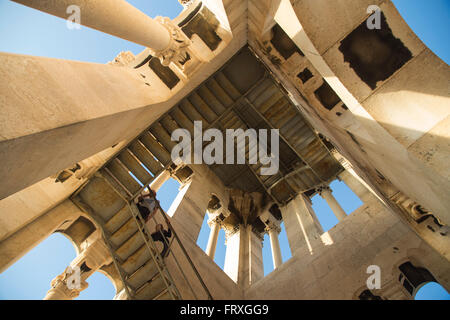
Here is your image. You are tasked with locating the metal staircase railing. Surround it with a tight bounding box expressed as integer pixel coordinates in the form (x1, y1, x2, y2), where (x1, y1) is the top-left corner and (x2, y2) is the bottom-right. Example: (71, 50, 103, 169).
(78, 166, 213, 300)
(132, 198, 214, 300)
(127, 202, 181, 300)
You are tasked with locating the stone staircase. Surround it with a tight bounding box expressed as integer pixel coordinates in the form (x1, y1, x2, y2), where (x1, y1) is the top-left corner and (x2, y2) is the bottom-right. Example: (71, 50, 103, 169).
(71, 129, 211, 300)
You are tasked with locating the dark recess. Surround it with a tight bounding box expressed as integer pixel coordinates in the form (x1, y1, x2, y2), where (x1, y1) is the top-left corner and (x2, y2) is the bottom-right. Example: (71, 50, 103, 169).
(61, 216, 96, 248)
(358, 289, 383, 300)
(270, 24, 304, 60)
(253, 218, 267, 234)
(297, 68, 313, 83)
(339, 12, 412, 89)
(399, 262, 436, 289)
(174, 166, 194, 183)
(269, 203, 282, 220)
(149, 58, 180, 89)
(314, 81, 341, 110)
(182, 7, 222, 51)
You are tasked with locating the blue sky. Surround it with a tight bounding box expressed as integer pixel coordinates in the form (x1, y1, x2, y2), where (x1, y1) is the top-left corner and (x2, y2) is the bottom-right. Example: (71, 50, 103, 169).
(0, 0, 448, 300)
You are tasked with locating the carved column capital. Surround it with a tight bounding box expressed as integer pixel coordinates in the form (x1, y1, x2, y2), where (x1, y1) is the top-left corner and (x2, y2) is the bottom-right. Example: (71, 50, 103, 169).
(264, 222, 281, 234)
(149, 17, 191, 68)
(45, 266, 89, 300)
(178, 0, 195, 7)
(330, 148, 353, 171)
(224, 225, 240, 243)
(207, 215, 222, 228)
(251, 227, 265, 242)
(44, 236, 110, 300)
(316, 185, 331, 195)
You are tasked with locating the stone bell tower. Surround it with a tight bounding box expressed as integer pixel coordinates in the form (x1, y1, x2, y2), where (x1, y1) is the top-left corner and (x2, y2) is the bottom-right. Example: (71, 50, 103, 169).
(0, 0, 449, 300)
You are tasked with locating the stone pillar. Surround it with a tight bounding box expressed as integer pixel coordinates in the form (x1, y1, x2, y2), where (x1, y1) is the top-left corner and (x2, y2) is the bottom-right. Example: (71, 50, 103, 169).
(113, 289, 128, 300)
(318, 186, 347, 221)
(150, 170, 171, 192)
(223, 227, 241, 283)
(338, 170, 372, 203)
(205, 216, 221, 259)
(167, 177, 210, 242)
(331, 149, 388, 206)
(247, 228, 264, 286)
(332, 150, 380, 204)
(0, 200, 81, 273)
(281, 193, 322, 256)
(223, 225, 263, 287)
(13, 0, 171, 51)
(266, 223, 282, 269)
(13, 0, 193, 67)
(44, 233, 112, 300)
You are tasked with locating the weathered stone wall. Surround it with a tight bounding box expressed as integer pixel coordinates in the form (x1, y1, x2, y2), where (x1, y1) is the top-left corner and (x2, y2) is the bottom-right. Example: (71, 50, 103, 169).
(245, 200, 450, 299)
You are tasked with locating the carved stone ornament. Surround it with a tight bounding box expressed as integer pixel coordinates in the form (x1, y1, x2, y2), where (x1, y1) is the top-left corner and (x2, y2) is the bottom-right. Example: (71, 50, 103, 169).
(47, 266, 88, 299)
(178, 0, 194, 7)
(150, 17, 192, 68)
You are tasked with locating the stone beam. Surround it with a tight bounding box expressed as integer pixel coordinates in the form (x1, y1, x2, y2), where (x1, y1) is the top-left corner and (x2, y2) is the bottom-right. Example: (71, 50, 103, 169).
(167, 177, 210, 243)
(0, 52, 167, 199)
(12, 0, 171, 52)
(0, 200, 82, 273)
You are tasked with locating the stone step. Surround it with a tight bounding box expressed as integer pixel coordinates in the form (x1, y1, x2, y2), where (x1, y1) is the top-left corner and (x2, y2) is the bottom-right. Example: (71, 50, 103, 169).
(110, 218, 139, 248)
(127, 259, 159, 290)
(115, 231, 144, 261)
(135, 274, 168, 300)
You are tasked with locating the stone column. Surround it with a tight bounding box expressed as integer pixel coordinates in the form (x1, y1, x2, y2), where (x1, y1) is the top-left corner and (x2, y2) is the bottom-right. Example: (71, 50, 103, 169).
(318, 186, 347, 221)
(223, 227, 241, 283)
(150, 170, 171, 192)
(223, 225, 263, 287)
(247, 228, 264, 286)
(332, 150, 381, 204)
(281, 193, 322, 256)
(13, 0, 170, 51)
(44, 233, 112, 300)
(266, 223, 282, 269)
(0, 200, 81, 273)
(13, 0, 192, 66)
(205, 216, 221, 259)
(167, 177, 210, 242)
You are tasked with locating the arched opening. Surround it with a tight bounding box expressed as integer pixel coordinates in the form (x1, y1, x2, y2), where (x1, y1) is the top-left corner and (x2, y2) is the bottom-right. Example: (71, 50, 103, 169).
(311, 179, 362, 231)
(197, 195, 227, 269)
(0, 233, 115, 300)
(156, 177, 182, 212)
(262, 222, 291, 276)
(414, 282, 450, 300)
(397, 261, 450, 300)
(0, 233, 75, 299)
(197, 213, 227, 269)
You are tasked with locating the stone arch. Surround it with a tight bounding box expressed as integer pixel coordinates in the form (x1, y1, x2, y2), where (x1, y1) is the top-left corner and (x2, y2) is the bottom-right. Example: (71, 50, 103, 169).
(397, 261, 437, 298)
(94, 266, 122, 297)
(55, 215, 97, 254)
(414, 282, 449, 300)
(53, 213, 119, 299)
(353, 286, 383, 300)
(388, 253, 448, 300)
